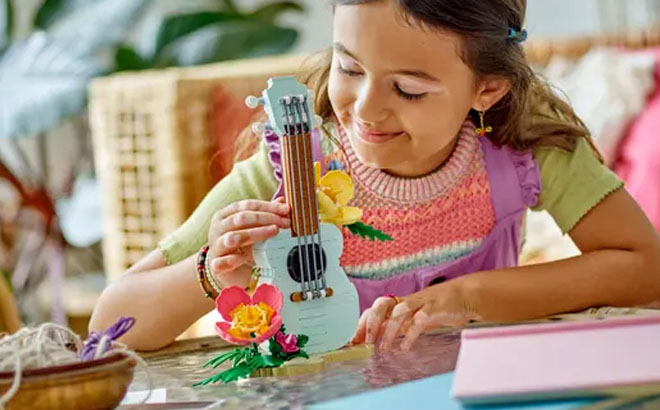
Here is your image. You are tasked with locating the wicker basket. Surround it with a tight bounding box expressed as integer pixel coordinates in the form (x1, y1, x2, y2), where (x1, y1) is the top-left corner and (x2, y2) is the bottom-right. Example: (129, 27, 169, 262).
(90, 54, 307, 281)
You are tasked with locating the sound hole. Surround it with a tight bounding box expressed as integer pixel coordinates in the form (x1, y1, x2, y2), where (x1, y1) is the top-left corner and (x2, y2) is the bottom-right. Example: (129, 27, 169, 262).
(287, 244, 327, 284)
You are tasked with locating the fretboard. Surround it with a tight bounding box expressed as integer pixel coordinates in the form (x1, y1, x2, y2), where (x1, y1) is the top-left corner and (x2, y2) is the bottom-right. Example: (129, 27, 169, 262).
(281, 129, 319, 237)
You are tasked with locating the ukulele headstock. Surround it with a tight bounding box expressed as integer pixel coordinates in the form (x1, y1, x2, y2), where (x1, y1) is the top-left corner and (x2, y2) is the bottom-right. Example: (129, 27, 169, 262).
(245, 76, 321, 137)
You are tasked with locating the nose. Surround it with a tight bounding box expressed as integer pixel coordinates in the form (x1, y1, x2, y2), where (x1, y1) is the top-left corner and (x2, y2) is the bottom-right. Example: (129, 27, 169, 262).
(354, 79, 389, 125)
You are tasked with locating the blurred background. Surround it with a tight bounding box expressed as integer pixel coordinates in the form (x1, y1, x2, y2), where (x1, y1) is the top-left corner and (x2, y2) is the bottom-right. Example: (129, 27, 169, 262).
(1, 0, 659, 338)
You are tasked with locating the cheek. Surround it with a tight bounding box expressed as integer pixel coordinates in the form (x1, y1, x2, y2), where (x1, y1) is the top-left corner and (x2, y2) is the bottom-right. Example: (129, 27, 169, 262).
(400, 104, 440, 138)
(400, 101, 461, 146)
(328, 71, 355, 115)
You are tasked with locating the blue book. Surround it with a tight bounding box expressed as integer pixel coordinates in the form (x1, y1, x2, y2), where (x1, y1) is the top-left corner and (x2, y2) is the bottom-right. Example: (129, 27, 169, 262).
(309, 372, 594, 410)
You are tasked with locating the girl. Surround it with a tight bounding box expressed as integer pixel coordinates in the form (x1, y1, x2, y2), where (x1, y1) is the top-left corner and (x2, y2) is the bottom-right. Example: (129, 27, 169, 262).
(90, 0, 660, 352)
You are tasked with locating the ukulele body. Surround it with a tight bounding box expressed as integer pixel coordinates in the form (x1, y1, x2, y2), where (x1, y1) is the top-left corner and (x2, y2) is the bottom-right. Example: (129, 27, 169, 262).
(253, 223, 359, 355)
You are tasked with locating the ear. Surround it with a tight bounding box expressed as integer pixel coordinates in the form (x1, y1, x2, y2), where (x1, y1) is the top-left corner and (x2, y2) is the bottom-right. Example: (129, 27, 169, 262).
(472, 76, 511, 111)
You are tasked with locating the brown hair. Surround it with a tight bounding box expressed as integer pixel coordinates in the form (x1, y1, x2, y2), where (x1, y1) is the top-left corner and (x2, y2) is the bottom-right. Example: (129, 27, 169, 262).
(236, 0, 599, 162)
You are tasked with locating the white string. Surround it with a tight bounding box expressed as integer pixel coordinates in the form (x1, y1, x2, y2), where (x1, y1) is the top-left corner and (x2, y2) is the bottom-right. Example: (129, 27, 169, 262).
(0, 324, 152, 409)
(108, 346, 154, 404)
(289, 97, 316, 299)
(0, 353, 21, 410)
(296, 96, 327, 297)
(281, 99, 311, 299)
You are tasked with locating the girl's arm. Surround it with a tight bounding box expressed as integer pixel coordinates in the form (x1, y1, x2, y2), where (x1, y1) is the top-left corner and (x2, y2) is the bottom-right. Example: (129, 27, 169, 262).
(88, 251, 216, 351)
(90, 199, 288, 351)
(90, 142, 282, 351)
(465, 188, 660, 320)
(356, 188, 660, 350)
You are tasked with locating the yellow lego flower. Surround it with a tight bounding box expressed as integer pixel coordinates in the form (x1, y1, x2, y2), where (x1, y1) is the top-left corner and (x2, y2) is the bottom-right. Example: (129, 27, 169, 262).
(315, 162, 363, 227)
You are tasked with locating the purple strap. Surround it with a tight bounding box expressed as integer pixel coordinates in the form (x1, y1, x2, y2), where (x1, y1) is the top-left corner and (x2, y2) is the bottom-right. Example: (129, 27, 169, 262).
(265, 128, 324, 200)
(80, 317, 135, 361)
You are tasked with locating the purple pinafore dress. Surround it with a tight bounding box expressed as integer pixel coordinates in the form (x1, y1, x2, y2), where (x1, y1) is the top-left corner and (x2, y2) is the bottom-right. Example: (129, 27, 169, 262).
(264, 123, 541, 312)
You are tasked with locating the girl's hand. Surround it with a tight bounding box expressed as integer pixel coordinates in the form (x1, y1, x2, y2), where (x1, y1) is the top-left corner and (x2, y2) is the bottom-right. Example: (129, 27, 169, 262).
(207, 198, 290, 289)
(351, 280, 478, 351)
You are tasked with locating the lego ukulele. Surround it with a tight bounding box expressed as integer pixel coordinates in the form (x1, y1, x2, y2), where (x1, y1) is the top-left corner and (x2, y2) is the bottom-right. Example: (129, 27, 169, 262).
(246, 77, 360, 355)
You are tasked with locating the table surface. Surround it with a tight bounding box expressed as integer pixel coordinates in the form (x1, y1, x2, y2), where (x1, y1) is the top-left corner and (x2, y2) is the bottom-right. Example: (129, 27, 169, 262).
(123, 308, 660, 410)
(126, 330, 460, 409)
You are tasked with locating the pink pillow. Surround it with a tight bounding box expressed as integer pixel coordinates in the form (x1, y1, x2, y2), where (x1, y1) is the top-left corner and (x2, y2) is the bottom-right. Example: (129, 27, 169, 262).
(615, 49, 660, 232)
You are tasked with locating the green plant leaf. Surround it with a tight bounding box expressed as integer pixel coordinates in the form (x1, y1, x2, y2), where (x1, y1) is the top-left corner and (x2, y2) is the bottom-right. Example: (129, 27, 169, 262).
(219, 0, 239, 14)
(296, 334, 309, 348)
(153, 20, 297, 68)
(268, 337, 283, 357)
(0, 33, 101, 139)
(220, 362, 252, 383)
(203, 348, 243, 368)
(34, 0, 82, 29)
(114, 45, 148, 72)
(232, 349, 249, 367)
(193, 371, 225, 387)
(0, 0, 12, 50)
(249, 354, 284, 369)
(152, 11, 240, 58)
(347, 222, 394, 242)
(249, 1, 305, 23)
(45, 0, 147, 58)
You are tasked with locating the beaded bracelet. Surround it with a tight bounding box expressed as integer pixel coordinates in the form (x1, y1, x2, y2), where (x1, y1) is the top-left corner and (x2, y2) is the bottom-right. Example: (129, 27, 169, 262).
(204, 248, 223, 295)
(196, 245, 218, 300)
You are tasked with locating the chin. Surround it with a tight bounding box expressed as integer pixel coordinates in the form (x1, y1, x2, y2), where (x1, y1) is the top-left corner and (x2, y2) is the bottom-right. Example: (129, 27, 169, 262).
(348, 134, 402, 170)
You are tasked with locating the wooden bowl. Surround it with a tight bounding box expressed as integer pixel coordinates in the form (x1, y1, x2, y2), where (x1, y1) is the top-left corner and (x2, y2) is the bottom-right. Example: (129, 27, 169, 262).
(0, 353, 136, 410)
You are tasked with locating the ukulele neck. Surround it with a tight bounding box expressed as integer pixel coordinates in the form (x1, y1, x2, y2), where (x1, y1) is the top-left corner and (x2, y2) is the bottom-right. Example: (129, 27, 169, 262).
(280, 97, 319, 238)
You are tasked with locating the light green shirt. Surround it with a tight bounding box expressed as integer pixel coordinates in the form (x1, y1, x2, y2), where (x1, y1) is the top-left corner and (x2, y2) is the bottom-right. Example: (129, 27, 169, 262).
(533, 138, 623, 233)
(159, 137, 623, 265)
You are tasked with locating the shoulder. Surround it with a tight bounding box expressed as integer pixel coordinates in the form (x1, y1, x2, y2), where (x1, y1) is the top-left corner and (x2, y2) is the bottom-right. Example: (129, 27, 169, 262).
(532, 138, 624, 233)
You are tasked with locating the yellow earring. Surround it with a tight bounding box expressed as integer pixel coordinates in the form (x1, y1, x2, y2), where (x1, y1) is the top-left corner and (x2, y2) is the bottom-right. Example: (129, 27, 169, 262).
(475, 110, 493, 137)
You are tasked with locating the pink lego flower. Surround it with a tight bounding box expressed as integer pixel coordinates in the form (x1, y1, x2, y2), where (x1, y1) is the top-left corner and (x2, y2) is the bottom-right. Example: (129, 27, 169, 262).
(275, 331, 299, 353)
(214, 284, 283, 346)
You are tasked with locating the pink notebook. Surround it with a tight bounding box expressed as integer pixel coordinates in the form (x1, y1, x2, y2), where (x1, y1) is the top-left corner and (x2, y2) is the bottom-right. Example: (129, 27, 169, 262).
(452, 315, 660, 405)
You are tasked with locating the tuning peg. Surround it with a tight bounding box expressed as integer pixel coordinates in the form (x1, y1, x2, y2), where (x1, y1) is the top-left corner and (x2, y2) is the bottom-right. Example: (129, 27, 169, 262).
(245, 95, 264, 109)
(308, 89, 315, 99)
(315, 115, 323, 126)
(251, 122, 272, 135)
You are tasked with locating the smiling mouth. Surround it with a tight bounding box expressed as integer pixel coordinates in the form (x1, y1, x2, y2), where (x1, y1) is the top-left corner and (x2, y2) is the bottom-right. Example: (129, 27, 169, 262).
(353, 121, 404, 144)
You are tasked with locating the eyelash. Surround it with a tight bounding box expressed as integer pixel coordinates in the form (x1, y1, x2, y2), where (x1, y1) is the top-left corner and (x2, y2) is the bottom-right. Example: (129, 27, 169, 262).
(337, 65, 427, 101)
(394, 84, 426, 101)
(337, 65, 361, 77)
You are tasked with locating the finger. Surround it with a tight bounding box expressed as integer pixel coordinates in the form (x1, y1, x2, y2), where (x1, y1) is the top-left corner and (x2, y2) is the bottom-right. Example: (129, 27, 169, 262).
(365, 297, 396, 345)
(213, 225, 278, 256)
(350, 309, 370, 345)
(219, 199, 289, 220)
(209, 254, 246, 275)
(380, 302, 416, 351)
(220, 211, 290, 235)
(401, 310, 431, 351)
(400, 317, 413, 336)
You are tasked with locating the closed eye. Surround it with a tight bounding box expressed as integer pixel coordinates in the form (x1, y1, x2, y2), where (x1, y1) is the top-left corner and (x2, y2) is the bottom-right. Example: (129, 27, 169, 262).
(394, 83, 426, 101)
(337, 65, 363, 77)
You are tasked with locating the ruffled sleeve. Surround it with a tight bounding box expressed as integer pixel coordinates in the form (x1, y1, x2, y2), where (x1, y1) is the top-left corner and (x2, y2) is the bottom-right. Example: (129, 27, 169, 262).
(510, 149, 542, 208)
(263, 129, 284, 199)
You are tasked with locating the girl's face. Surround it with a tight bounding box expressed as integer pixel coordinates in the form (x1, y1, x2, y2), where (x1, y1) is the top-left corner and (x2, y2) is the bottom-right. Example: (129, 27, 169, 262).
(328, 2, 492, 177)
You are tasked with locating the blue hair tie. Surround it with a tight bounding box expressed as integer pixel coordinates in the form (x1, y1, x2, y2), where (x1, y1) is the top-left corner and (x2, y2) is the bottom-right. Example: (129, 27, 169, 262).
(507, 27, 528, 44)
